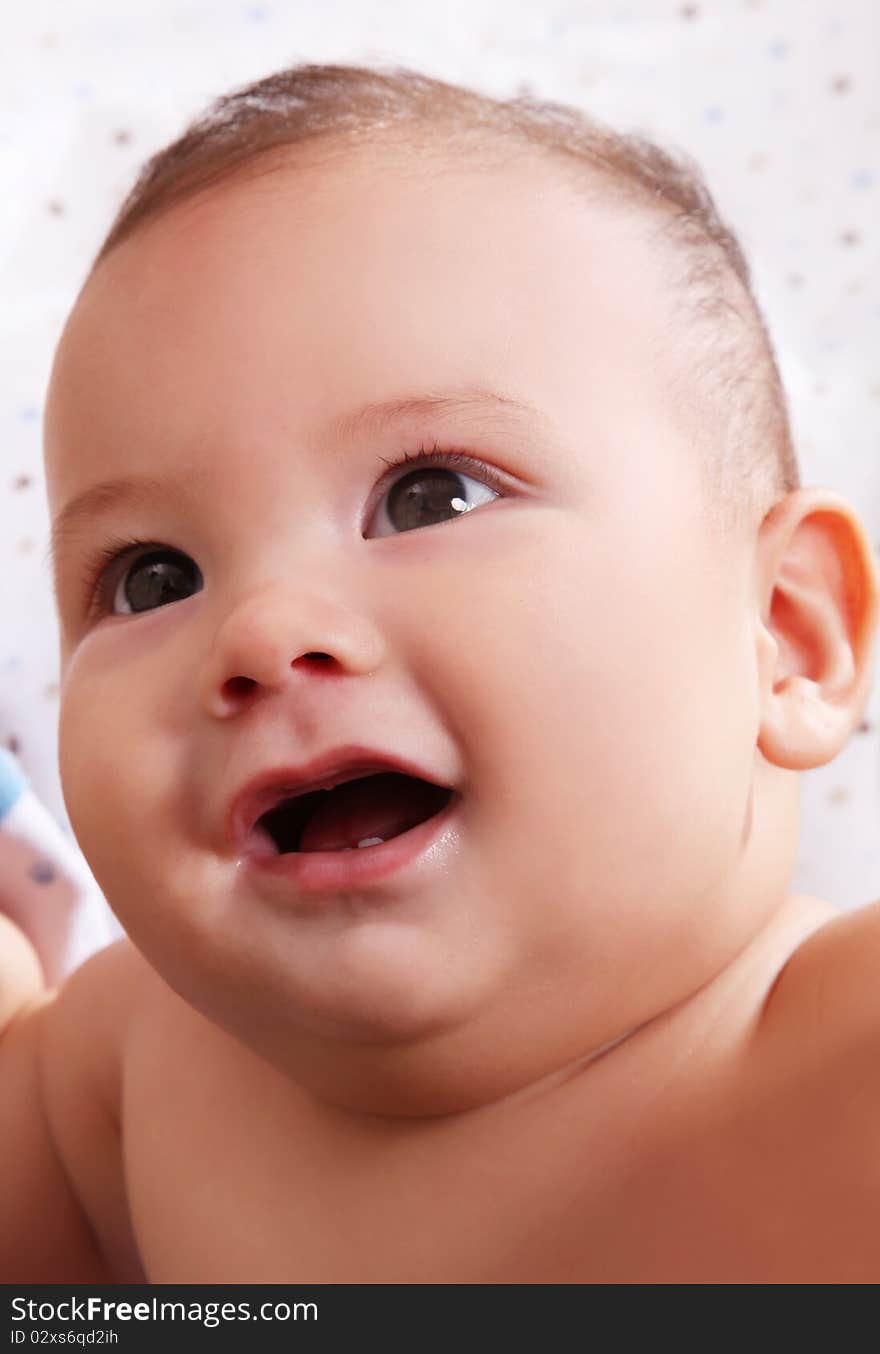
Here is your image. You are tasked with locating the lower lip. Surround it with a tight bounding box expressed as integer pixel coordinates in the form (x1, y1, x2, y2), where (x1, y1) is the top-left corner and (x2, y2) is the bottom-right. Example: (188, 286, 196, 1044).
(239, 794, 462, 896)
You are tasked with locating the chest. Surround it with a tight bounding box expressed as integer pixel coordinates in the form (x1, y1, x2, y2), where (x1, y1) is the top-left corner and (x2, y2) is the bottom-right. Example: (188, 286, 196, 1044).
(120, 1036, 859, 1283)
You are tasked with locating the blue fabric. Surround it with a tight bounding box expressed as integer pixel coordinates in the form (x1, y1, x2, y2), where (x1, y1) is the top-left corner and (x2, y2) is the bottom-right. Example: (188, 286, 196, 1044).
(0, 748, 27, 821)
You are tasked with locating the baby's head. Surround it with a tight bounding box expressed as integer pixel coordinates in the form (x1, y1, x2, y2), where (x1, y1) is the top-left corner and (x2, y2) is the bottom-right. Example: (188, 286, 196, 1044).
(43, 65, 878, 1114)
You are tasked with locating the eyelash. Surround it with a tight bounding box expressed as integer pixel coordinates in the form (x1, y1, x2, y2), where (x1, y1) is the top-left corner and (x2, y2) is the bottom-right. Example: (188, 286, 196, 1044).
(78, 443, 507, 618)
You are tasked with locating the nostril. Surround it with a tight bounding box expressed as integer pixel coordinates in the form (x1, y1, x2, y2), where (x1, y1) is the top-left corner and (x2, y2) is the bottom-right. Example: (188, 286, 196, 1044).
(224, 676, 258, 698)
(221, 657, 333, 701)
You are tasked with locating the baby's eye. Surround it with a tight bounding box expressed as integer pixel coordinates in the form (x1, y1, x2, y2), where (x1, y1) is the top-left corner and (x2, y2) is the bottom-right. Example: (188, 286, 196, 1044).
(110, 547, 203, 615)
(365, 451, 502, 538)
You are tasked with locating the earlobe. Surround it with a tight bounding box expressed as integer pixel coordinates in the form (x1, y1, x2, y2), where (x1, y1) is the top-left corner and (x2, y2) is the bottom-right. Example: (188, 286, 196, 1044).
(755, 488, 879, 771)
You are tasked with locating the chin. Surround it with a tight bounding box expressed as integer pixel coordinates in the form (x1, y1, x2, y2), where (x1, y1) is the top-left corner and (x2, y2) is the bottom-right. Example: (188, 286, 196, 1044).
(284, 952, 481, 1049)
(157, 929, 481, 1063)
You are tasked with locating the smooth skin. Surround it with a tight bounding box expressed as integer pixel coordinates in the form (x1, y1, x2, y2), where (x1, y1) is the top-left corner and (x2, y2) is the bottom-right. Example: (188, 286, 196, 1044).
(1, 140, 878, 1281)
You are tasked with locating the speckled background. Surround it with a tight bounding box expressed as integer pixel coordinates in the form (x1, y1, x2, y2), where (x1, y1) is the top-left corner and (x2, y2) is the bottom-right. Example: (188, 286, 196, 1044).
(2, 0, 878, 953)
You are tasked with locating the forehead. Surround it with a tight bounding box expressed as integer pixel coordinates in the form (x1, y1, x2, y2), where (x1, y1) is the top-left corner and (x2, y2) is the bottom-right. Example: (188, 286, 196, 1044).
(44, 146, 681, 502)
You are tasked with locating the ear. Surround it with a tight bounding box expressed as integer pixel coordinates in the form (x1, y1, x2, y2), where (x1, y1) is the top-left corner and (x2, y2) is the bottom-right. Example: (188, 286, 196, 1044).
(755, 488, 879, 770)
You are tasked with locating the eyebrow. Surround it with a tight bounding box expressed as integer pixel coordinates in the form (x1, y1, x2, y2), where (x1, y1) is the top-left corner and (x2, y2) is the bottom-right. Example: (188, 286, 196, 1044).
(48, 385, 548, 579)
(47, 474, 202, 590)
(326, 385, 548, 443)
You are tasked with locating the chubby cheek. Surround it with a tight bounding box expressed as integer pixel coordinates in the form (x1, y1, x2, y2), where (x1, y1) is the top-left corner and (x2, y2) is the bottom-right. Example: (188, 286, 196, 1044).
(57, 640, 193, 934)
(403, 507, 756, 961)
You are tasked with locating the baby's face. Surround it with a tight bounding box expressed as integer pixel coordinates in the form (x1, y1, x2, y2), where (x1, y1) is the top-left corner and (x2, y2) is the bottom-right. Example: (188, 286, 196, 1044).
(45, 145, 771, 1111)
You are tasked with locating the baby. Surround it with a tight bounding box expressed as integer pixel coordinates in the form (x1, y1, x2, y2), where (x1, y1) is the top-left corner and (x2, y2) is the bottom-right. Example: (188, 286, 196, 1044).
(2, 61, 879, 1284)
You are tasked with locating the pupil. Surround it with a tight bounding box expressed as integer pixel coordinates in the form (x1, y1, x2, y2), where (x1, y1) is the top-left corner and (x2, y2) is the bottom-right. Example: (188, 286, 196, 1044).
(387, 469, 470, 533)
(126, 552, 198, 612)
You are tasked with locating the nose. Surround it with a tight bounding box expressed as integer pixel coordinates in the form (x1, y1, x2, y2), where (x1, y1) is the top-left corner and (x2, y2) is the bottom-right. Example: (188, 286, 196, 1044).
(199, 583, 387, 718)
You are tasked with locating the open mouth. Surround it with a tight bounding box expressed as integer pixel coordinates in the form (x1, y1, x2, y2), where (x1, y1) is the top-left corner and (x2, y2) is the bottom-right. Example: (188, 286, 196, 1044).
(254, 771, 455, 855)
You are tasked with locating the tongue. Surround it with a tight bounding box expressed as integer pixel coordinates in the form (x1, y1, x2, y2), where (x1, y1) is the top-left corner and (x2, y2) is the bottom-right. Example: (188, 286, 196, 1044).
(298, 772, 446, 853)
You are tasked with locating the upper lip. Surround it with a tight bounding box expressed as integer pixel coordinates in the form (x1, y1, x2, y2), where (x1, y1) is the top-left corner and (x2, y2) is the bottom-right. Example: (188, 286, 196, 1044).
(227, 744, 452, 852)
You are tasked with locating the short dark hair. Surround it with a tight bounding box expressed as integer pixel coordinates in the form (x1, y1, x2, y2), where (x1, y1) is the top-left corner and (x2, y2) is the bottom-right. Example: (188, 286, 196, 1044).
(92, 61, 799, 534)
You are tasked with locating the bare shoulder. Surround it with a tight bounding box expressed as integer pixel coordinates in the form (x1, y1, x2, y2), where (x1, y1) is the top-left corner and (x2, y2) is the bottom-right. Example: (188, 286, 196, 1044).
(41, 935, 155, 1107)
(759, 896, 880, 1056)
(750, 898, 880, 1261)
(690, 898, 880, 1279)
(0, 938, 154, 1281)
(45, 939, 158, 1272)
